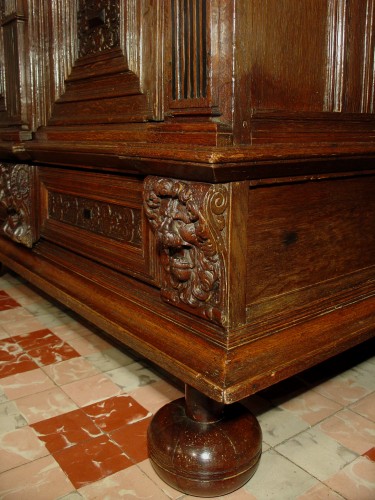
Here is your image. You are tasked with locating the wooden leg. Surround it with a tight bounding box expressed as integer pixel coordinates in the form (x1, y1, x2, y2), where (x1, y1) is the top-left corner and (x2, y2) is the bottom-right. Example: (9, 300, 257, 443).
(147, 385, 262, 497)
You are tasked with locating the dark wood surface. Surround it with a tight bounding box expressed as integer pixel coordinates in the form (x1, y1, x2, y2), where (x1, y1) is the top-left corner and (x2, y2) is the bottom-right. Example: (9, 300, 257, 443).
(0, 1, 374, 496)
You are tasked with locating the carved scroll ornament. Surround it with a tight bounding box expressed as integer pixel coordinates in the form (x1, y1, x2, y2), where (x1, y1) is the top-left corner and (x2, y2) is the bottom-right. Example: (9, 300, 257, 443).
(0, 163, 35, 247)
(144, 176, 228, 326)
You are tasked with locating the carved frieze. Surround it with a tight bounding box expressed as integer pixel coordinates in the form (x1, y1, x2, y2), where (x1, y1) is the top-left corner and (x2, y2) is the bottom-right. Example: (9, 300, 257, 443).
(0, 163, 35, 247)
(143, 176, 229, 325)
(48, 191, 142, 247)
(77, 0, 121, 58)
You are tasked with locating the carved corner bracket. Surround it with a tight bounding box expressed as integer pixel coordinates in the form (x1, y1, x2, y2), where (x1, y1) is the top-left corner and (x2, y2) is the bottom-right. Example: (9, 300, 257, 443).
(0, 163, 37, 248)
(143, 176, 229, 326)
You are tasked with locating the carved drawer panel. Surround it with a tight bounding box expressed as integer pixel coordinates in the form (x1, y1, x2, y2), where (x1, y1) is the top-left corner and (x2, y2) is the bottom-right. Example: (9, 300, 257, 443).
(39, 168, 156, 282)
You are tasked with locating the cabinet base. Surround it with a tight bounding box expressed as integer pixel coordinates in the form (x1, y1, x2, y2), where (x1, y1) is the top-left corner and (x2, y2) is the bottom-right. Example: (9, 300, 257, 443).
(148, 385, 262, 497)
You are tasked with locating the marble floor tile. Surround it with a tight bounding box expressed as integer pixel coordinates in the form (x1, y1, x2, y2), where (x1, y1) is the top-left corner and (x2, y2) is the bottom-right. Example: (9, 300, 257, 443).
(83, 394, 151, 433)
(0, 455, 74, 499)
(66, 333, 113, 356)
(31, 408, 102, 453)
(105, 361, 162, 394)
(0, 306, 34, 325)
(85, 346, 138, 372)
(42, 356, 100, 386)
(0, 308, 47, 336)
(350, 391, 375, 421)
(297, 483, 345, 499)
(137, 459, 187, 499)
(0, 400, 27, 434)
(61, 373, 122, 407)
(256, 405, 309, 447)
(0, 342, 38, 378)
(318, 408, 375, 455)
(0, 368, 55, 400)
(0, 294, 20, 311)
(52, 322, 96, 341)
(308, 359, 375, 406)
(53, 434, 133, 489)
(130, 378, 184, 414)
(278, 389, 342, 425)
(16, 387, 78, 424)
(77, 463, 172, 499)
(324, 456, 375, 500)
(276, 427, 358, 481)
(13, 328, 64, 349)
(364, 447, 375, 461)
(244, 449, 318, 499)
(0, 325, 10, 340)
(0, 425, 49, 473)
(109, 414, 152, 463)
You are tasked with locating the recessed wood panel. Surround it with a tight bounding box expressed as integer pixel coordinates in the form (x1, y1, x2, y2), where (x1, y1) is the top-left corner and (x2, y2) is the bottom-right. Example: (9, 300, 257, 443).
(246, 175, 375, 323)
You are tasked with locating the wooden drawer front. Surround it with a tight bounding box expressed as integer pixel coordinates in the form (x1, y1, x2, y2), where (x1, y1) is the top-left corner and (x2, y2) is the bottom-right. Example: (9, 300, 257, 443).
(39, 168, 156, 282)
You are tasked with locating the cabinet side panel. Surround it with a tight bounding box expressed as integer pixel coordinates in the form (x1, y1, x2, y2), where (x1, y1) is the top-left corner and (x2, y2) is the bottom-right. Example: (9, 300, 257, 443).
(246, 175, 375, 328)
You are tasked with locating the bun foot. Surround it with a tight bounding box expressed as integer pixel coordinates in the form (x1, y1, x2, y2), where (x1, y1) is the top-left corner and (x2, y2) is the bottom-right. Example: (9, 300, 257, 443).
(148, 385, 262, 497)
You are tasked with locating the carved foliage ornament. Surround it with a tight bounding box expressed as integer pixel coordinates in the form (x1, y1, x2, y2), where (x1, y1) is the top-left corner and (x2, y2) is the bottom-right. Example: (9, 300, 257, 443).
(77, 0, 120, 58)
(48, 191, 142, 247)
(144, 176, 228, 326)
(0, 163, 35, 247)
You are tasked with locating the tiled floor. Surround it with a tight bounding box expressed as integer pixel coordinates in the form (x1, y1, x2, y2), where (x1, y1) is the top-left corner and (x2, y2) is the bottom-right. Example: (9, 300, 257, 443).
(0, 271, 374, 500)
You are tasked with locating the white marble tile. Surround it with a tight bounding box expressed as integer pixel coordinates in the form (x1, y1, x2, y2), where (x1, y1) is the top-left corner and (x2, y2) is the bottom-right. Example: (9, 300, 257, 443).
(276, 427, 358, 481)
(85, 347, 137, 373)
(244, 449, 318, 499)
(105, 361, 161, 394)
(0, 400, 27, 434)
(256, 405, 309, 447)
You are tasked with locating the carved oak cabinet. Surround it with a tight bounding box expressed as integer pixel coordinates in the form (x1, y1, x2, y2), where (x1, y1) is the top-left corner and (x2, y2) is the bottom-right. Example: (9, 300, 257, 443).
(1, 0, 375, 496)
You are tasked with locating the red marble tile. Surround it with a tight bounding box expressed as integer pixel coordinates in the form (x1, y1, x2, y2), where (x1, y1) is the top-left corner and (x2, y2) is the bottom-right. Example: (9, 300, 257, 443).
(363, 447, 375, 462)
(0, 339, 20, 361)
(53, 434, 133, 488)
(0, 353, 39, 378)
(109, 415, 152, 463)
(83, 394, 150, 433)
(27, 339, 80, 366)
(12, 329, 63, 349)
(0, 296, 21, 311)
(31, 408, 102, 453)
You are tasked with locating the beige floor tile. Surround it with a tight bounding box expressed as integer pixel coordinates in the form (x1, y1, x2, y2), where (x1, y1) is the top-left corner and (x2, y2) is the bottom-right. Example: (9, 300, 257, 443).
(297, 482, 345, 499)
(318, 409, 375, 455)
(16, 387, 78, 424)
(105, 361, 162, 394)
(279, 389, 342, 425)
(42, 357, 100, 386)
(276, 427, 358, 481)
(0, 426, 49, 473)
(244, 449, 317, 499)
(131, 379, 184, 414)
(0, 368, 55, 400)
(257, 406, 309, 447)
(350, 391, 375, 422)
(61, 373, 122, 407)
(78, 463, 171, 499)
(0, 400, 27, 434)
(0, 455, 74, 499)
(324, 456, 375, 500)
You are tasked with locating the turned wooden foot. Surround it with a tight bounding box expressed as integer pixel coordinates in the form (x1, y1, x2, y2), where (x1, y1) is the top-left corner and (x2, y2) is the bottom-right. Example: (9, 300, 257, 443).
(148, 385, 262, 497)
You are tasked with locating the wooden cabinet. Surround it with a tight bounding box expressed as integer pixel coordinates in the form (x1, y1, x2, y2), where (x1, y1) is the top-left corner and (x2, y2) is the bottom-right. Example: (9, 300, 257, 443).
(0, 1, 374, 496)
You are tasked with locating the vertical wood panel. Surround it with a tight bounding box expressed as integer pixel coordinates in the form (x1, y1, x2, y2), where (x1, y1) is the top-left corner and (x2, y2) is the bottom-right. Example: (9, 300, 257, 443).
(324, 0, 347, 112)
